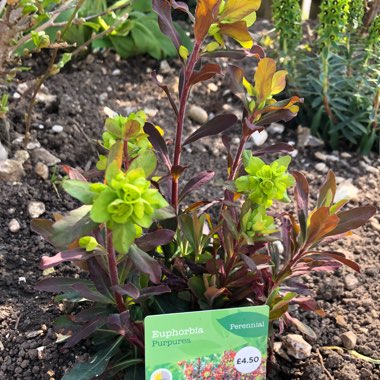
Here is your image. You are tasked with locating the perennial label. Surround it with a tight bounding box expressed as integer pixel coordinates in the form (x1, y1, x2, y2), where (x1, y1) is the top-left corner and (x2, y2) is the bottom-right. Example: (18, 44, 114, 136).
(145, 306, 269, 379)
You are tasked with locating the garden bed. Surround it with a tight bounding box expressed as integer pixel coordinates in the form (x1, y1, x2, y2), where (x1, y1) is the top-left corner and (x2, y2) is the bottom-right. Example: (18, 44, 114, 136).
(0, 52, 379, 379)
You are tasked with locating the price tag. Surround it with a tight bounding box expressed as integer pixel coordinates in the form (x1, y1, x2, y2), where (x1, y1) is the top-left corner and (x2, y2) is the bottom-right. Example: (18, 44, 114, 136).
(145, 305, 269, 379)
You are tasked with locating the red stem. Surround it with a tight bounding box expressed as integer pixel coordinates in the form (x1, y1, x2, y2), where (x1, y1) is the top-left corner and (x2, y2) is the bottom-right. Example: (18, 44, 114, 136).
(229, 135, 248, 181)
(171, 41, 202, 211)
(106, 229, 126, 312)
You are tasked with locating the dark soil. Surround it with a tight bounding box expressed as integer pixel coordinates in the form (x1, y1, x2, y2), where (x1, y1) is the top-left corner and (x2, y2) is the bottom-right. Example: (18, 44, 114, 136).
(0, 49, 379, 380)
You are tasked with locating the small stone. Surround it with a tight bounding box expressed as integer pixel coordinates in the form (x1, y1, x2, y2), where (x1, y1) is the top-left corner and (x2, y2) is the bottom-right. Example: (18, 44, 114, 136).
(51, 125, 64, 133)
(359, 161, 379, 175)
(326, 154, 339, 162)
(18, 277, 26, 283)
(0, 142, 8, 161)
(273, 342, 291, 361)
(31, 148, 60, 166)
(13, 92, 21, 99)
(188, 105, 208, 124)
(0, 159, 25, 182)
(341, 152, 352, 159)
(36, 91, 57, 106)
(297, 126, 324, 148)
(267, 122, 285, 134)
(34, 162, 49, 180)
(14, 150, 30, 163)
(26, 140, 41, 150)
(344, 274, 359, 290)
(159, 60, 171, 74)
(207, 83, 218, 92)
(334, 180, 359, 203)
(370, 219, 380, 232)
(315, 162, 328, 173)
(144, 107, 158, 118)
(8, 219, 20, 233)
(314, 151, 328, 161)
(341, 331, 357, 349)
(98, 93, 108, 103)
(25, 330, 44, 339)
(37, 346, 45, 360)
(283, 334, 312, 359)
(112, 69, 121, 76)
(335, 315, 348, 327)
(251, 129, 268, 146)
(17, 82, 29, 94)
(0, 341, 4, 351)
(28, 201, 46, 218)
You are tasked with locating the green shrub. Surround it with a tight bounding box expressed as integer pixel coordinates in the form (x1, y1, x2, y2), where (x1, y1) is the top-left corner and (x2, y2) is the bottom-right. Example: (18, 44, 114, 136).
(32, 1, 375, 379)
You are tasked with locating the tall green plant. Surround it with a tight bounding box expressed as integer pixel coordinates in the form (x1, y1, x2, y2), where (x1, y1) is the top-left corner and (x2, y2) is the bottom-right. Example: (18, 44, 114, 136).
(272, 0, 302, 53)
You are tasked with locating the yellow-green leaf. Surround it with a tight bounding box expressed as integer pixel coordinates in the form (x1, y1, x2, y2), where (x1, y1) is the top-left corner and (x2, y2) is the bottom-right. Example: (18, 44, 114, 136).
(220, 0, 261, 21)
(219, 21, 253, 48)
(271, 70, 288, 95)
(254, 57, 277, 101)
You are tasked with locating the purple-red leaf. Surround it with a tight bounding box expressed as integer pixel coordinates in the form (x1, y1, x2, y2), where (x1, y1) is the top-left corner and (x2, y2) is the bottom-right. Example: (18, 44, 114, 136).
(35, 277, 93, 293)
(135, 229, 175, 251)
(137, 285, 171, 301)
(111, 283, 140, 299)
(40, 248, 88, 269)
(183, 114, 237, 145)
(179, 171, 215, 202)
(63, 319, 105, 348)
(256, 110, 298, 126)
(87, 257, 113, 300)
(144, 122, 171, 170)
(31, 219, 55, 245)
(189, 63, 222, 85)
(72, 284, 114, 304)
(152, 0, 181, 49)
(306, 251, 360, 272)
(326, 206, 376, 237)
(253, 143, 294, 156)
(129, 245, 162, 284)
(170, 1, 195, 21)
(203, 49, 249, 60)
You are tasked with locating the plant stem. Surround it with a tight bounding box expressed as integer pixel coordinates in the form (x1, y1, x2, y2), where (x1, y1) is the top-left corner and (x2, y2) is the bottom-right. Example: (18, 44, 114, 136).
(229, 135, 248, 181)
(321, 52, 336, 125)
(171, 41, 202, 211)
(106, 229, 126, 313)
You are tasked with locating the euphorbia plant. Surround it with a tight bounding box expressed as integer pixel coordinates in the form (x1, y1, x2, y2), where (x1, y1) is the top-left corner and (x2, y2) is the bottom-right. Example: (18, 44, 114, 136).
(32, 1, 376, 379)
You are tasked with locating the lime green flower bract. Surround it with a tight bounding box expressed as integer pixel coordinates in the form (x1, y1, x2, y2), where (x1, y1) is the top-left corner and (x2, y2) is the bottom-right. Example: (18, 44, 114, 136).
(79, 236, 99, 252)
(90, 168, 168, 254)
(235, 151, 295, 207)
(242, 206, 277, 239)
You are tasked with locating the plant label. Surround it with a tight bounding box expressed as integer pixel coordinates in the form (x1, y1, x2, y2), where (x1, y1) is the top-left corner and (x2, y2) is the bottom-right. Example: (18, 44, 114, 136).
(145, 305, 269, 379)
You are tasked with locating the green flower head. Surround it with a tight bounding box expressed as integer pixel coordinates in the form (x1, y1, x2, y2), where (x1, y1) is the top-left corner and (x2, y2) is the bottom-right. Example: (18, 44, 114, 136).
(90, 168, 168, 253)
(235, 151, 295, 207)
(241, 205, 277, 239)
